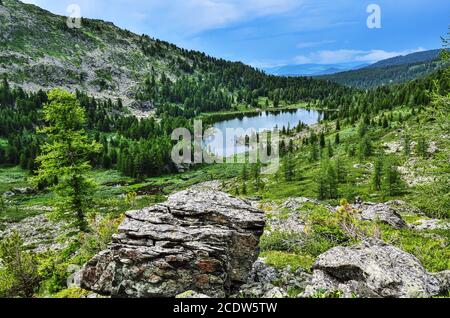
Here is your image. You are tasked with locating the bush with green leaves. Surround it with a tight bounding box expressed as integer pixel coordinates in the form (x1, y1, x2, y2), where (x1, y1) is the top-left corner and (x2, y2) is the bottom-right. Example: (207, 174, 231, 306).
(37, 214, 124, 296)
(259, 230, 304, 253)
(0, 231, 41, 298)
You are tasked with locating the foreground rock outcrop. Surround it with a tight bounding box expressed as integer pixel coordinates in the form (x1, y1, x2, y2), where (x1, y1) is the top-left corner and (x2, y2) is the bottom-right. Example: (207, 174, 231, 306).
(80, 189, 265, 298)
(302, 239, 449, 298)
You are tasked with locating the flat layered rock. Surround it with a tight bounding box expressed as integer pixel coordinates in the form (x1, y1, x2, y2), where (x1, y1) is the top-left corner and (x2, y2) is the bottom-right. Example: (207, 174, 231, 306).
(80, 189, 265, 298)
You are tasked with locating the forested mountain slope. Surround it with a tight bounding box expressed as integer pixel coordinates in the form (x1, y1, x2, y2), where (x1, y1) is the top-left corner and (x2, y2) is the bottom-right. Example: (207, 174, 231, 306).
(0, 0, 350, 115)
(366, 50, 441, 69)
(319, 50, 447, 89)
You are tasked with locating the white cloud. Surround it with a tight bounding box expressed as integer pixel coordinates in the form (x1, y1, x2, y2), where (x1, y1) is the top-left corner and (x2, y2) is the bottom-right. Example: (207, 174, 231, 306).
(248, 59, 289, 69)
(296, 40, 336, 49)
(294, 48, 425, 64)
(293, 55, 312, 64)
(20, 0, 302, 35)
(157, 0, 303, 34)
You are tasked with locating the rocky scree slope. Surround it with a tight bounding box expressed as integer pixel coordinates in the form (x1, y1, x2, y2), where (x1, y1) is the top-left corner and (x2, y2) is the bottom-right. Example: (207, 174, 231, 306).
(0, 0, 244, 107)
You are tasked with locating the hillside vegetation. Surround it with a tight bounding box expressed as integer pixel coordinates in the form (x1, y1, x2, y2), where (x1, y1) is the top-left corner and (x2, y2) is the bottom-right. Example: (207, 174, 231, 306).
(0, 0, 350, 115)
(0, 0, 448, 299)
(319, 50, 447, 89)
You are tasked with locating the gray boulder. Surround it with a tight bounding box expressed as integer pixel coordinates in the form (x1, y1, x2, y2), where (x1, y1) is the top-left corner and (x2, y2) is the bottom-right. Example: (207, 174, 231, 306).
(267, 214, 306, 233)
(302, 239, 449, 298)
(410, 219, 450, 231)
(237, 258, 312, 298)
(176, 290, 211, 298)
(263, 287, 288, 298)
(80, 189, 265, 298)
(353, 203, 408, 229)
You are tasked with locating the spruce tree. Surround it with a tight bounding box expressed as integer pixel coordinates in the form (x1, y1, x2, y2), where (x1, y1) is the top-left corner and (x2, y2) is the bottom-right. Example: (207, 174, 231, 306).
(317, 161, 338, 200)
(372, 157, 383, 191)
(358, 137, 372, 161)
(335, 156, 347, 184)
(283, 155, 295, 181)
(416, 135, 428, 158)
(310, 142, 319, 162)
(319, 132, 326, 148)
(327, 140, 334, 158)
(383, 160, 404, 196)
(403, 134, 411, 157)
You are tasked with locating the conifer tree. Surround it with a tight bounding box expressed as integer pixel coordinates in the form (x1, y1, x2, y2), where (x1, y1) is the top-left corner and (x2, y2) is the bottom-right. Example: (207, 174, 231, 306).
(403, 134, 411, 156)
(358, 136, 372, 161)
(372, 156, 383, 191)
(33, 89, 102, 232)
(319, 132, 326, 148)
(283, 154, 295, 181)
(416, 135, 428, 158)
(383, 160, 404, 196)
(310, 142, 319, 162)
(317, 161, 338, 200)
(335, 156, 347, 184)
(327, 140, 334, 158)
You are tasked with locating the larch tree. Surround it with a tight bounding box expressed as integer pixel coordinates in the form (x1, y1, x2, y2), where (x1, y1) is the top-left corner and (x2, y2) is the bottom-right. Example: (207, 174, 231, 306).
(33, 89, 102, 232)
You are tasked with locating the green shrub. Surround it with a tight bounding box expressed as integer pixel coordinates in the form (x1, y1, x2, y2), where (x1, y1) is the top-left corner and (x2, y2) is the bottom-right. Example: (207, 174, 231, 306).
(0, 231, 41, 298)
(259, 230, 303, 253)
(380, 225, 450, 272)
(413, 176, 450, 219)
(308, 289, 357, 298)
(38, 214, 124, 295)
(54, 287, 90, 298)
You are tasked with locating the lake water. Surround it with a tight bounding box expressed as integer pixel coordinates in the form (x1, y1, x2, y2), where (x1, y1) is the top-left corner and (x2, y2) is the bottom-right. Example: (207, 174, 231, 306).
(203, 108, 320, 157)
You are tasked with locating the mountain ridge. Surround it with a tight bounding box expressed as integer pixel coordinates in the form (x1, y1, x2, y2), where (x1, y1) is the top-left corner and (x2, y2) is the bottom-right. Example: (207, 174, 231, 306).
(0, 0, 353, 117)
(318, 49, 446, 88)
(264, 62, 367, 76)
(0, 0, 265, 107)
(366, 49, 441, 69)
(264, 49, 445, 88)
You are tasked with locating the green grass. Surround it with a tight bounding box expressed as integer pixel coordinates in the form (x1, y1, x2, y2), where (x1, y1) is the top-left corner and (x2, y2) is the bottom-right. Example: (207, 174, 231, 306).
(260, 250, 315, 272)
(1, 105, 449, 291)
(0, 165, 30, 192)
(379, 224, 450, 272)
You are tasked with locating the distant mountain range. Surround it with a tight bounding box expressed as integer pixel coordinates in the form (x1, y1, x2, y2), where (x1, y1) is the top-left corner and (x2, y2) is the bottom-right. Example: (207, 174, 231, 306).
(365, 49, 441, 69)
(319, 49, 446, 89)
(264, 62, 368, 76)
(264, 49, 446, 89)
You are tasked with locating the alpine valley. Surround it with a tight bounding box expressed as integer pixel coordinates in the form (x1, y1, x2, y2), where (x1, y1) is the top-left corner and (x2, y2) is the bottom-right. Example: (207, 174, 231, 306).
(0, 0, 449, 299)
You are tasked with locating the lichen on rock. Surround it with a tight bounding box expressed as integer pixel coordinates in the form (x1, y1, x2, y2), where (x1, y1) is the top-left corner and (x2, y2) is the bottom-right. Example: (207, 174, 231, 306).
(80, 188, 265, 298)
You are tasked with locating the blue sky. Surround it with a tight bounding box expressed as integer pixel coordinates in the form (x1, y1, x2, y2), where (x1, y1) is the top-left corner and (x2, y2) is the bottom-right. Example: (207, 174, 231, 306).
(22, 0, 449, 68)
